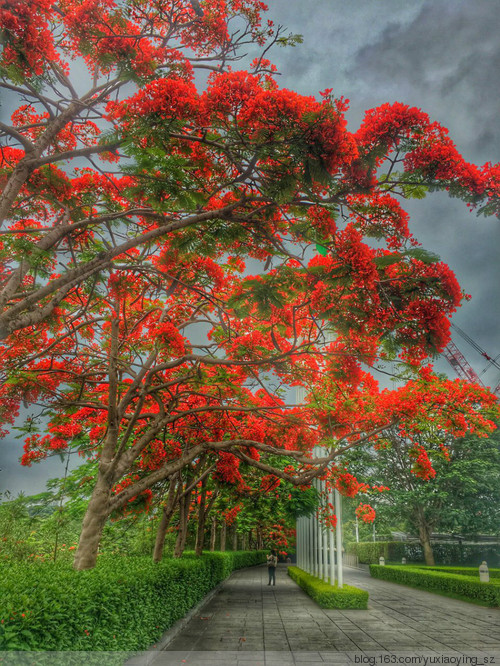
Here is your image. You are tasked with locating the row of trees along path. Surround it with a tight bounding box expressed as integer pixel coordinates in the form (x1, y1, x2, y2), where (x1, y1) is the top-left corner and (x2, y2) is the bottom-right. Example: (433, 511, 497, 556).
(0, 0, 498, 570)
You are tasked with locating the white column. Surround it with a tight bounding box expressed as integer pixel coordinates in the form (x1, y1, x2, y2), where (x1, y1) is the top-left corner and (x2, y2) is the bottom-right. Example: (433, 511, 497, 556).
(296, 518, 299, 568)
(316, 479, 323, 580)
(311, 484, 315, 575)
(304, 517, 307, 570)
(308, 515, 312, 573)
(305, 516, 308, 571)
(322, 480, 328, 582)
(335, 488, 343, 588)
(301, 517, 305, 569)
(297, 517, 301, 568)
(313, 485, 318, 577)
(314, 506, 318, 576)
(301, 517, 305, 570)
(302, 516, 306, 570)
(301, 517, 304, 569)
(329, 489, 335, 586)
(310, 482, 315, 575)
(309, 506, 314, 576)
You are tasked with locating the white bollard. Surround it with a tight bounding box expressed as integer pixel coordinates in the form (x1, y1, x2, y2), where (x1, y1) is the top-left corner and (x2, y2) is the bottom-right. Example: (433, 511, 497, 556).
(379, 556, 385, 566)
(479, 561, 490, 583)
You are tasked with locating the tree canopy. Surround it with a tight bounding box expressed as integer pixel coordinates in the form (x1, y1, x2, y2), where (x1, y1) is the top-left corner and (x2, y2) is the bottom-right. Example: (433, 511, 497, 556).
(0, 0, 498, 569)
(344, 423, 500, 564)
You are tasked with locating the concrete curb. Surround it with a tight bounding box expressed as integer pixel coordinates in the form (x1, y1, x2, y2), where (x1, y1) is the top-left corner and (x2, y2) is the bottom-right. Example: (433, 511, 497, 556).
(125, 564, 264, 665)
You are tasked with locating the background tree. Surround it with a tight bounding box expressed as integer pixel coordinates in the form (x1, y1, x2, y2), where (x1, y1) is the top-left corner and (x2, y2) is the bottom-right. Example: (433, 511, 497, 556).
(344, 422, 500, 565)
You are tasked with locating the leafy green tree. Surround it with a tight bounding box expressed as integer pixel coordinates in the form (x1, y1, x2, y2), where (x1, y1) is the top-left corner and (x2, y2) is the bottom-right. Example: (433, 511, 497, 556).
(344, 423, 500, 565)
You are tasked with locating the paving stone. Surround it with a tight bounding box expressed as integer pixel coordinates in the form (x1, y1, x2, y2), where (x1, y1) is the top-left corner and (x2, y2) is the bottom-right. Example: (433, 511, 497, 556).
(147, 563, 500, 662)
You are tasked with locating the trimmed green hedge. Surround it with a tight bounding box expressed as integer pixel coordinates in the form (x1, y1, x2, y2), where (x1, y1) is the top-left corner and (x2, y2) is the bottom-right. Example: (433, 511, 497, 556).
(0, 550, 266, 651)
(412, 565, 500, 579)
(347, 541, 407, 564)
(370, 564, 500, 607)
(288, 566, 368, 609)
(348, 541, 500, 566)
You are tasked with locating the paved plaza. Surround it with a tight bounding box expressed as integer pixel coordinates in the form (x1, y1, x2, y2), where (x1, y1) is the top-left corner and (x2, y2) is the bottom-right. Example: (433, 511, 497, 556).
(128, 564, 500, 665)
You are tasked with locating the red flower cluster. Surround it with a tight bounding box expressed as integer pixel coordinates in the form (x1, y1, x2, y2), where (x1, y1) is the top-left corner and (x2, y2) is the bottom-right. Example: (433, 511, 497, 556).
(335, 472, 362, 498)
(409, 445, 436, 480)
(0, 0, 62, 75)
(355, 503, 376, 524)
(223, 504, 241, 525)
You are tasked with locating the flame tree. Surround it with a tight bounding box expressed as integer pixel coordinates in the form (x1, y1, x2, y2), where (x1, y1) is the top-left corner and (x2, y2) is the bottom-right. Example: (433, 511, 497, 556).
(0, 0, 499, 569)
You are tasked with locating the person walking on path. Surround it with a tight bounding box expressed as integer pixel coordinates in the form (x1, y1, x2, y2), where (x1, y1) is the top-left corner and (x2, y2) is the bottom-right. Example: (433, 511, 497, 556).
(267, 549, 278, 585)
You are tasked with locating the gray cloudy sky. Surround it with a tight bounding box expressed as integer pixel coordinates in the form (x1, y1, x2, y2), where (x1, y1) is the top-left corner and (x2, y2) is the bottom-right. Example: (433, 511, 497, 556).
(268, 0, 499, 377)
(1, 0, 499, 497)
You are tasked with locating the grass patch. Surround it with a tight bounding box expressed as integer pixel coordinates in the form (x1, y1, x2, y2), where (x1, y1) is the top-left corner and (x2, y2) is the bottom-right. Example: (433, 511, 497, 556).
(288, 566, 368, 609)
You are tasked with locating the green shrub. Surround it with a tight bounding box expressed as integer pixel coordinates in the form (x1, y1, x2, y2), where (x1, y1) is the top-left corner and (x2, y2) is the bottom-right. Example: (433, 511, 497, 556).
(411, 565, 500, 579)
(348, 541, 500, 566)
(369, 564, 500, 607)
(0, 550, 266, 651)
(288, 566, 368, 609)
(346, 541, 407, 564)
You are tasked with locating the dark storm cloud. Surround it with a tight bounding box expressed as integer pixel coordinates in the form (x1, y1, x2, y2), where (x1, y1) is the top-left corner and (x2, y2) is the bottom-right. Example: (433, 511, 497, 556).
(342, 0, 500, 389)
(268, 0, 499, 389)
(266, 0, 424, 100)
(350, 0, 500, 161)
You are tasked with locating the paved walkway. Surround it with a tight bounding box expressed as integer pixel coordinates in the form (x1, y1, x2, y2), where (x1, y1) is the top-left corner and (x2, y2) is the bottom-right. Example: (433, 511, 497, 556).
(131, 564, 500, 665)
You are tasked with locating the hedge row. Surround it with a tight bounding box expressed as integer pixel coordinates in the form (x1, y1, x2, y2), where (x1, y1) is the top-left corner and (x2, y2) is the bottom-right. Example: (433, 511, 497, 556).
(370, 564, 500, 607)
(288, 566, 368, 609)
(347, 541, 500, 566)
(0, 550, 267, 652)
(412, 565, 500, 579)
(347, 541, 407, 564)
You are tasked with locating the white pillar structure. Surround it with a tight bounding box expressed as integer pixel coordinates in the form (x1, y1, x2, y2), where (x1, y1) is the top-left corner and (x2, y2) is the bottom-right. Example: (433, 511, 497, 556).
(301, 517, 305, 570)
(297, 517, 301, 568)
(308, 494, 313, 574)
(294, 386, 344, 588)
(335, 488, 343, 588)
(304, 517, 308, 571)
(329, 489, 335, 585)
(322, 521, 328, 581)
(302, 516, 307, 572)
(315, 478, 323, 580)
(295, 465, 344, 587)
(300, 517, 304, 569)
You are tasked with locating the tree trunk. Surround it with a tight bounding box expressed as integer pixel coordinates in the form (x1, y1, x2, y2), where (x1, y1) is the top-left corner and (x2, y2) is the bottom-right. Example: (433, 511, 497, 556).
(195, 476, 208, 556)
(220, 521, 226, 551)
(73, 473, 113, 570)
(153, 480, 179, 563)
(232, 527, 238, 551)
(417, 511, 436, 566)
(210, 517, 217, 551)
(257, 526, 263, 550)
(242, 532, 248, 550)
(74, 318, 120, 571)
(173, 493, 190, 558)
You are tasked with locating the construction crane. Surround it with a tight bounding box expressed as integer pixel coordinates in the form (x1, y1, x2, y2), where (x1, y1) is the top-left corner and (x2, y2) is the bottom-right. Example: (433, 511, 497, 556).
(443, 324, 500, 396)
